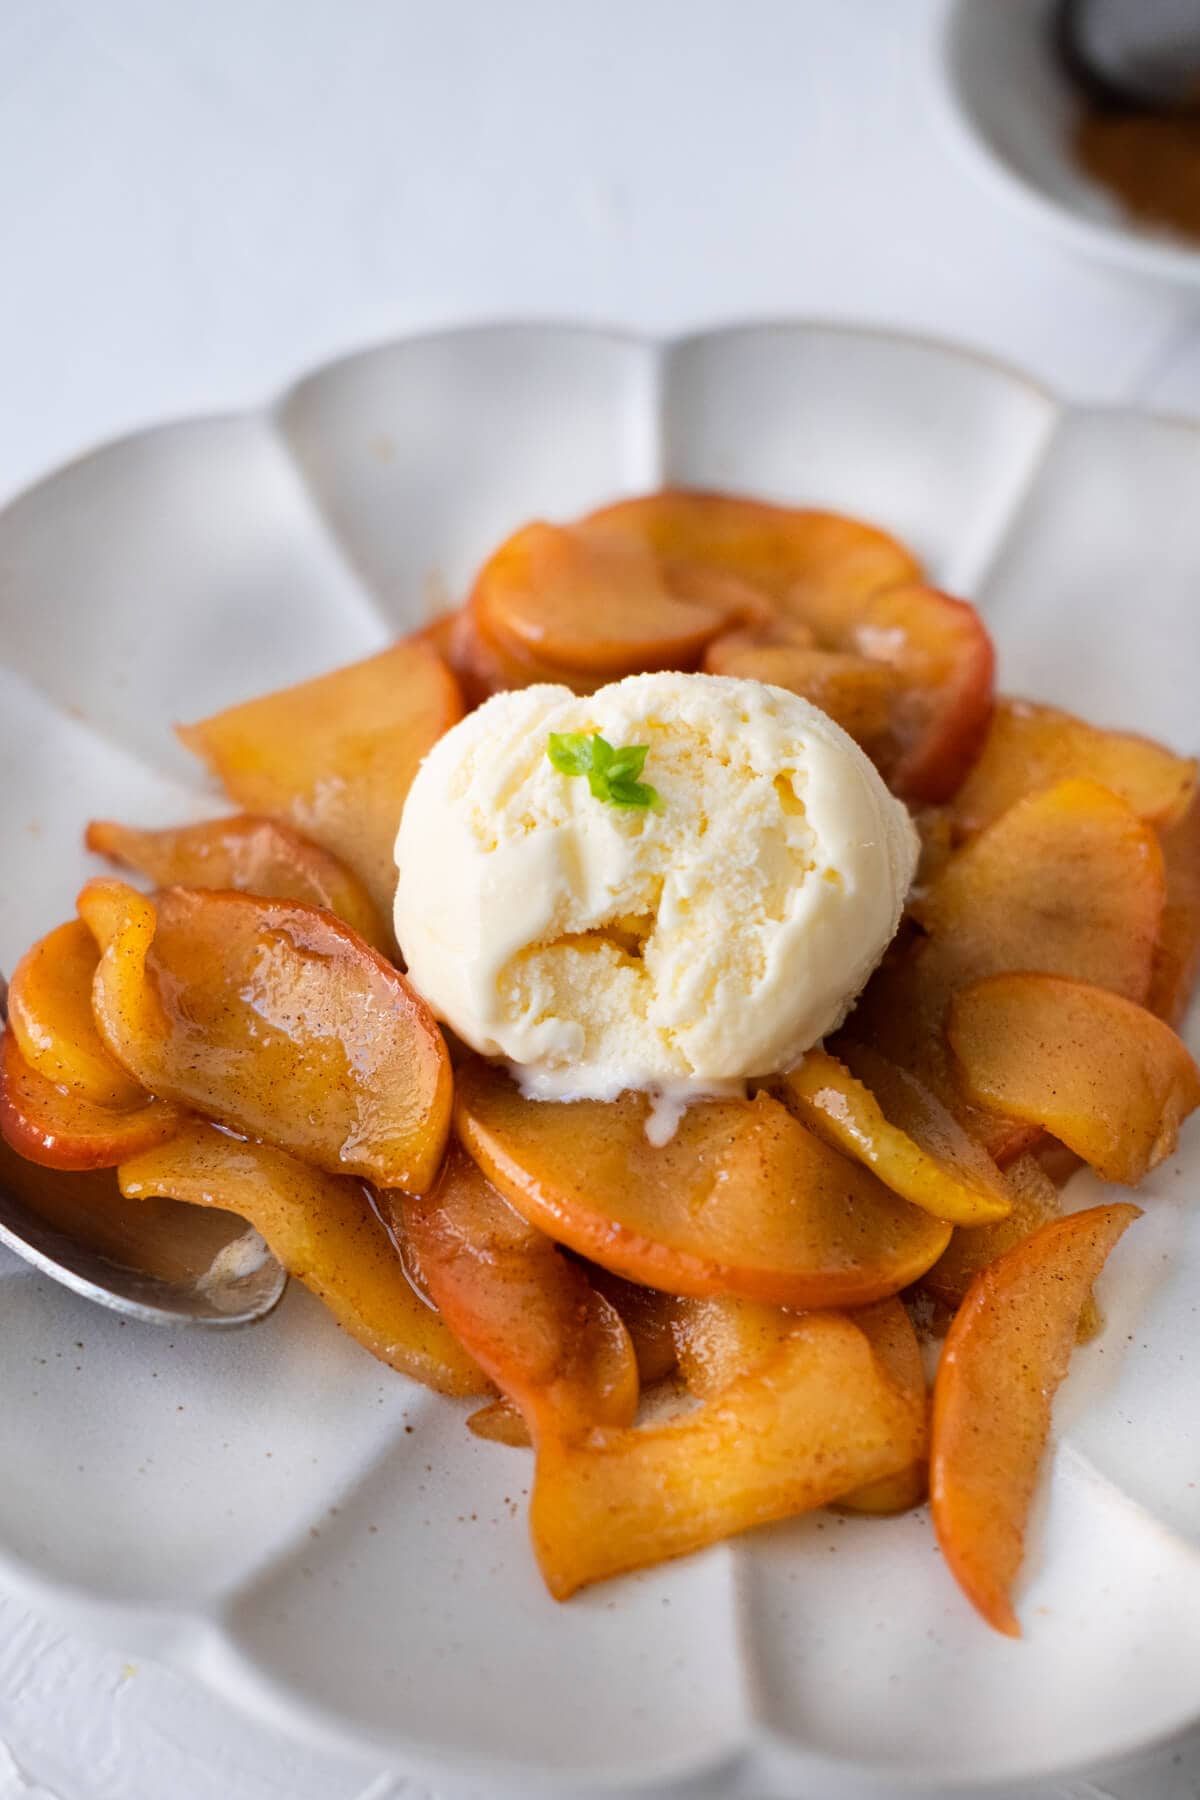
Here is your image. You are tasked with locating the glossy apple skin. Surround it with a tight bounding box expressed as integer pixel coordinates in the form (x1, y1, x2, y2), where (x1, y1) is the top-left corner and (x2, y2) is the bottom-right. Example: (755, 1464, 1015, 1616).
(7, 919, 146, 1109)
(177, 637, 462, 924)
(393, 1143, 638, 1442)
(931, 1202, 1140, 1636)
(948, 973, 1200, 1185)
(455, 1063, 950, 1309)
(86, 815, 389, 952)
(119, 1123, 485, 1396)
(0, 1026, 182, 1171)
(80, 879, 452, 1193)
(530, 1310, 925, 1600)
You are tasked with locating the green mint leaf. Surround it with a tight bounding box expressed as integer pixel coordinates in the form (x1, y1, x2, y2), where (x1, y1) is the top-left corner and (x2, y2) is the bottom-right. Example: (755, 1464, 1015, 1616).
(547, 731, 595, 777)
(606, 743, 649, 782)
(546, 732, 662, 813)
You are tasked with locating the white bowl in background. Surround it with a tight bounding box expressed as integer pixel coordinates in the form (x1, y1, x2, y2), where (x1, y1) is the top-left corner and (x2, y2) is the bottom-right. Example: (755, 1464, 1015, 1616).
(938, 0, 1200, 286)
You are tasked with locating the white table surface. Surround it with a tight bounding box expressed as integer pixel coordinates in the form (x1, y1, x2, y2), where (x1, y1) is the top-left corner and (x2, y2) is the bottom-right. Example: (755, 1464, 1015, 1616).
(1, 2, 1199, 1796)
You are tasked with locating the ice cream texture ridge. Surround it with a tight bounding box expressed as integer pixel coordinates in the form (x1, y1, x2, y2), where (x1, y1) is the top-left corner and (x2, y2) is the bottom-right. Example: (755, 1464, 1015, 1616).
(393, 671, 918, 1102)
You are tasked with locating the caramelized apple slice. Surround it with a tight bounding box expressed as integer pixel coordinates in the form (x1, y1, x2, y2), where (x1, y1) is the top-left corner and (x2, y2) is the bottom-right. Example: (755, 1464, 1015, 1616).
(949, 974, 1200, 1185)
(0, 1028, 181, 1170)
(780, 584, 994, 804)
(931, 1202, 1140, 1635)
(582, 491, 920, 602)
(119, 1123, 484, 1396)
(455, 1064, 950, 1307)
(393, 1144, 638, 1441)
(919, 780, 1165, 1002)
(585, 1267, 679, 1384)
(177, 638, 462, 922)
(670, 1290, 927, 1515)
(470, 520, 762, 678)
(87, 816, 389, 952)
(703, 632, 898, 756)
(918, 1152, 1062, 1316)
(80, 880, 452, 1192)
(7, 920, 144, 1107)
(951, 699, 1197, 836)
(530, 1311, 924, 1599)
(466, 1399, 531, 1445)
(1149, 792, 1200, 1026)
(779, 1047, 1012, 1225)
(838, 1299, 929, 1515)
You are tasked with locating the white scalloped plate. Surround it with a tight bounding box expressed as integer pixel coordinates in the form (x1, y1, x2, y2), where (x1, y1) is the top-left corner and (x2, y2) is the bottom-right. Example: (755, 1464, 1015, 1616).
(1, 323, 1198, 1800)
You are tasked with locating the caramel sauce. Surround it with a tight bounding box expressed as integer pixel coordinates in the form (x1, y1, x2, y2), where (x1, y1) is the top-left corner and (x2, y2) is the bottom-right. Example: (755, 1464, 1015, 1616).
(1074, 110, 1200, 245)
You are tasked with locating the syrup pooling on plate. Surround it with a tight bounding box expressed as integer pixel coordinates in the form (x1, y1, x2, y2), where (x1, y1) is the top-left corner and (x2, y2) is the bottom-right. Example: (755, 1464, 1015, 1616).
(2, 485, 1198, 1634)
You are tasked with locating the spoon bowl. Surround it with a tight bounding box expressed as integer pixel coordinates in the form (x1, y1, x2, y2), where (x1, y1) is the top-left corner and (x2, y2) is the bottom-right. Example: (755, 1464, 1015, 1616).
(0, 980, 287, 1326)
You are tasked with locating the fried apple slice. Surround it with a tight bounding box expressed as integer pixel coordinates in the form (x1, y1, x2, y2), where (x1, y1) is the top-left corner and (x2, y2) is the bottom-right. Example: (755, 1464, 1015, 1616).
(80, 880, 451, 1192)
(931, 1202, 1140, 1635)
(918, 1152, 1062, 1316)
(838, 1299, 929, 1514)
(586, 1267, 679, 1384)
(918, 780, 1165, 1003)
(470, 520, 763, 678)
(670, 1292, 927, 1515)
(531, 1310, 924, 1599)
(86, 816, 388, 952)
(393, 1144, 638, 1441)
(455, 1063, 950, 1307)
(7, 919, 145, 1107)
(1149, 792, 1200, 1026)
(466, 1398, 531, 1445)
(779, 1047, 1012, 1225)
(119, 1123, 484, 1395)
(703, 632, 898, 756)
(582, 491, 920, 602)
(0, 1027, 181, 1170)
(951, 699, 1197, 836)
(949, 974, 1200, 1185)
(177, 638, 462, 921)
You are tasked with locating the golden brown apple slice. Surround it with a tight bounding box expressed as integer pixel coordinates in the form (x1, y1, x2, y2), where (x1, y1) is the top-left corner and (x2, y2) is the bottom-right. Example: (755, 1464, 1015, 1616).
(948, 974, 1200, 1185)
(703, 631, 898, 756)
(470, 519, 763, 678)
(838, 1299, 929, 1515)
(0, 1027, 182, 1170)
(393, 1143, 638, 1441)
(779, 1047, 1012, 1225)
(582, 490, 921, 602)
(86, 816, 389, 952)
(455, 1063, 950, 1307)
(1149, 792, 1200, 1027)
(670, 1291, 927, 1515)
(585, 1267, 679, 1384)
(917, 780, 1165, 1003)
(119, 1123, 484, 1395)
(931, 1202, 1140, 1635)
(530, 1310, 924, 1599)
(951, 698, 1197, 837)
(80, 880, 451, 1192)
(177, 638, 462, 922)
(918, 1152, 1061, 1316)
(7, 920, 145, 1108)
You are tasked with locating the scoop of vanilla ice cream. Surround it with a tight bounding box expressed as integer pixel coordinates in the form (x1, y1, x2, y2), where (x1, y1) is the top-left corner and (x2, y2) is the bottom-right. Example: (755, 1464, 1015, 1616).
(393, 671, 918, 1101)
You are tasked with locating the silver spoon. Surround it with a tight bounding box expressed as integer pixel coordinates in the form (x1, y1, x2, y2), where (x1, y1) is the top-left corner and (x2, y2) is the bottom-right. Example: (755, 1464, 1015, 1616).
(0, 977, 287, 1327)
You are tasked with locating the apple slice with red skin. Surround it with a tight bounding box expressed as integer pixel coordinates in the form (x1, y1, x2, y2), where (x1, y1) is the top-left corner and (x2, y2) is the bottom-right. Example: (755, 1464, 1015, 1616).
(392, 1143, 638, 1442)
(80, 879, 451, 1193)
(456, 1063, 950, 1308)
(0, 1027, 182, 1170)
(931, 1202, 1140, 1636)
(86, 815, 389, 953)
